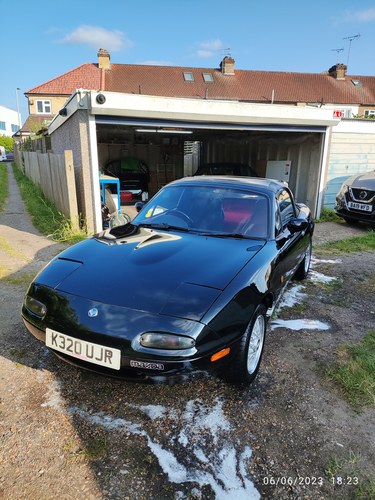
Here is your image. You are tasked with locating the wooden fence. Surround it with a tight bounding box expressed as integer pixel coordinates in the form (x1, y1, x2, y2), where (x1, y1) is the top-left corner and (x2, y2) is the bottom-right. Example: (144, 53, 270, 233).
(22, 150, 79, 229)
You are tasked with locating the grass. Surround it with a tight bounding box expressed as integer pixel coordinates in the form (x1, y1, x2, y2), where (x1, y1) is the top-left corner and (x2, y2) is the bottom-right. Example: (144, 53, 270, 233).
(326, 329, 375, 408)
(316, 207, 342, 223)
(0, 163, 8, 212)
(324, 451, 375, 499)
(316, 230, 375, 255)
(325, 450, 361, 480)
(80, 437, 109, 459)
(12, 165, 86, 244)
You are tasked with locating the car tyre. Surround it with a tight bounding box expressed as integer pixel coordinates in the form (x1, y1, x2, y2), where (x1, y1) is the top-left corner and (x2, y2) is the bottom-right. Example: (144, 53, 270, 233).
(294, 238, 312, 280)
(221, 305, 266, 386)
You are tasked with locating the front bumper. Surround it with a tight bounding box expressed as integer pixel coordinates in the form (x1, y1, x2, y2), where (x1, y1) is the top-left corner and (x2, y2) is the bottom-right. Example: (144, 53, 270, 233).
(334, 204, 375, 224)
(22, 307, 235, 380)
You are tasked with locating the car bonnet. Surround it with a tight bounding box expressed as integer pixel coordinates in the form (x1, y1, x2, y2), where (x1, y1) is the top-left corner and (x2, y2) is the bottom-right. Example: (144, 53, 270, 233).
(34, 228, 264, 317)
(350, 170, 375, 190)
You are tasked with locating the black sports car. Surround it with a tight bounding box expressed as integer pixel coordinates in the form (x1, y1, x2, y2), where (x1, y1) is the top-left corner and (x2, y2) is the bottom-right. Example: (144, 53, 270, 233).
(22, 176, 314, 385)
(334, 170, 375, 225)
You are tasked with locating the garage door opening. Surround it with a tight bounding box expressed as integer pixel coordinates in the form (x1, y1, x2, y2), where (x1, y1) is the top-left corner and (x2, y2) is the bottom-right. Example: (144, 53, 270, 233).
(96, 118, 326, 218)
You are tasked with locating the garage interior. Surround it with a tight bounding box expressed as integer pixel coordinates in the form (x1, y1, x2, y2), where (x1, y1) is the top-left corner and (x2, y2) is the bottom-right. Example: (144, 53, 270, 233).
(96, 117, 326, 216)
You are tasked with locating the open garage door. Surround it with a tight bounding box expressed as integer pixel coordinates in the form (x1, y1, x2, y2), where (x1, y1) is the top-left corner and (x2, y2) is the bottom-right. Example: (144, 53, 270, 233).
(95, 116, 326, 216)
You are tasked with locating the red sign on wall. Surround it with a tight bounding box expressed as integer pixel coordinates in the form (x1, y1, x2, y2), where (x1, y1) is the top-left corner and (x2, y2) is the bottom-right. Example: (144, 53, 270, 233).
(333, 110, 344, 118)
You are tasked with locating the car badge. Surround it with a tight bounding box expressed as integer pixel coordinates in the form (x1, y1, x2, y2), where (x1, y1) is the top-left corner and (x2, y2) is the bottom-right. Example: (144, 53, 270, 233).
(88, 308, 99, 318)
(359, 191, 367, 200)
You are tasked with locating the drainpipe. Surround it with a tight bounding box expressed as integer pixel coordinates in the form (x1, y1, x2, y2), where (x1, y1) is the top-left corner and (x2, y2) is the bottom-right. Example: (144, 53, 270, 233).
(88, 115, 103, 232)
(316, 127, 332, 218)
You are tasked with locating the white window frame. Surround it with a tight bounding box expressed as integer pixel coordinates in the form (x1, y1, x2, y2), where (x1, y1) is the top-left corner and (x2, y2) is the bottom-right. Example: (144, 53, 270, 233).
(364, 109, 375, 117)
(36, 100, 52, 114)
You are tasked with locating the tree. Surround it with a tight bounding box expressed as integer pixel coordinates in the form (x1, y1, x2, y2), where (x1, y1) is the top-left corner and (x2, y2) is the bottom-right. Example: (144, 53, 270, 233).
(0, 136, 14, 152)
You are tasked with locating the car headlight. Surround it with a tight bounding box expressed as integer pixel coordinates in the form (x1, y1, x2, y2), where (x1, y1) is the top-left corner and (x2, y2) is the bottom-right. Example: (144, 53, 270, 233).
(337, 183, 349, 198)
(140, 332, 195, 350)
(24, 296, 47, 318)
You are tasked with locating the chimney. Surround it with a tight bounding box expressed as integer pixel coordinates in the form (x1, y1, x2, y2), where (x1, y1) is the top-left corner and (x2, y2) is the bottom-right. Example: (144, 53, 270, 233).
(98, 48, 111, 70)
(328, 63, 347, 80)
(220, 55, 235, 75)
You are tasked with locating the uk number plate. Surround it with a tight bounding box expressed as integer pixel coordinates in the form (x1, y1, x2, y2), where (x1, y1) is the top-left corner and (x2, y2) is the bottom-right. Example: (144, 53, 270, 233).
(348, 202, 372, 212)
(46, 328, 121, 370)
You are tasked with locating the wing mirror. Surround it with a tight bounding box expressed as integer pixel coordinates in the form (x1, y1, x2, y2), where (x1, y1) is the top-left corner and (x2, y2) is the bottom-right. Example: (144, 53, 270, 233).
(288, 218, 309, 233)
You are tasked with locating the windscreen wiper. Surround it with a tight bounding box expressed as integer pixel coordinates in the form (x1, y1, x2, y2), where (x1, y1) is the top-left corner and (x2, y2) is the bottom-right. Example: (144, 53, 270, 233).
(137, 222, 190, 232)
(198, 232, 250, 239)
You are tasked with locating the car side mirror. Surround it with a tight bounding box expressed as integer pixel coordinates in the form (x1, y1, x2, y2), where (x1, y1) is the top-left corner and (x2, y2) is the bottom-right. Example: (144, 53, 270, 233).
(135, 201, 145, 213)
(288, 218, 309, 233)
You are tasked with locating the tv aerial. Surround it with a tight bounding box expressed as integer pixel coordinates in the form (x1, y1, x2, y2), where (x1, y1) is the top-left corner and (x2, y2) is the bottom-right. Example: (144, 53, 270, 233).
(343, 33, 360, 68)
(331, 48, 344, 64)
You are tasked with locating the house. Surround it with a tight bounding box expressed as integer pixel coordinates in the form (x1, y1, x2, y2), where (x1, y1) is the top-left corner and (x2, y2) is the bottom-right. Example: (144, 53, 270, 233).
(19, 49, 375, 232)
(0, 105, 21, 138)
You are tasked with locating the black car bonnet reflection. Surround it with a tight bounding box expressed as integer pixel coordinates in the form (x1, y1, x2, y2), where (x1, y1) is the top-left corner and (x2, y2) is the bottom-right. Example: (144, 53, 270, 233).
(34, 225, 265, 315)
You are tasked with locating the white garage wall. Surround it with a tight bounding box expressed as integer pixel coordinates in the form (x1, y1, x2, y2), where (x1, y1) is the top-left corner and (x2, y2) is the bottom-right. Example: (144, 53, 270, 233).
(324, 120, 375, 208)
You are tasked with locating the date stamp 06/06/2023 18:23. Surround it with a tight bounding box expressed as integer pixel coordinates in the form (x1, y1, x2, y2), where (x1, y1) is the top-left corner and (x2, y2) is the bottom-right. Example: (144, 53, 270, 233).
(262, 476, 359, 487)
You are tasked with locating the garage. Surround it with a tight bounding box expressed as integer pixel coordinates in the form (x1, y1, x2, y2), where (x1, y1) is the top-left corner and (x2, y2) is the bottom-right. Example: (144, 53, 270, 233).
(49, 90, 338, 233)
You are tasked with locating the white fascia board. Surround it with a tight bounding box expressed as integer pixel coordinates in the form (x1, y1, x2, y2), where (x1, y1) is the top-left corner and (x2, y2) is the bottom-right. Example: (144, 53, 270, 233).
(333, 119, 375, 134)
(89, 91, 340, 128)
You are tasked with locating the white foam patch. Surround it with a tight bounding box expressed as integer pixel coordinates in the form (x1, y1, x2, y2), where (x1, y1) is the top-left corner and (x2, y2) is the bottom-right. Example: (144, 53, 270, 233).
(41, 379, 64, 410)
(311, 256, 342, 267)
(270, 318, 330, 331)
(69, 399, 260, 499)
(134, 404, 166, 420)
(277, 284, 306, 310)
(309, 270, 337, 284)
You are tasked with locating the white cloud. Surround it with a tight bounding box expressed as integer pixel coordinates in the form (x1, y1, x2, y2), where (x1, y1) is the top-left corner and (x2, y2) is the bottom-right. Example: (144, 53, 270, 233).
(196, 39, 223, 58)
(353, 7, 375, 22)
(60, 25, 133, 52)
(338, 7, 375, 23)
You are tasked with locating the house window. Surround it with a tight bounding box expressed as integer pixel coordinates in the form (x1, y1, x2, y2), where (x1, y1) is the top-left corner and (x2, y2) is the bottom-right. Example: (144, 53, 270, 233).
(183, 72, 195, 82)
(351, 79, 363, 87)
(11, 124, 19, 132)
(0, 122, 5, 130)
(36, 100, 52, 114)
(202, 73, 214, 83)
(364, 110, 375, 117)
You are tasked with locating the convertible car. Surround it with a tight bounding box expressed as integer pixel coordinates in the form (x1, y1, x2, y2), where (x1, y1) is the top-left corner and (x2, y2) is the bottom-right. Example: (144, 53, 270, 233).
(22, 176, 314, 385)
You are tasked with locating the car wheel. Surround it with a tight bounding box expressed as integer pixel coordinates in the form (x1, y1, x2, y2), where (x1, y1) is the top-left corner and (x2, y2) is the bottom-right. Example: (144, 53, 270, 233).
(221, 305, 266, 386)
(294, 238, 312, 280)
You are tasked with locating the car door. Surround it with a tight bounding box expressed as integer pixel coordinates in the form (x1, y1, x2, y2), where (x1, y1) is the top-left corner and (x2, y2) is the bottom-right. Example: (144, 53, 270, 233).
(270, 188, 303, 298)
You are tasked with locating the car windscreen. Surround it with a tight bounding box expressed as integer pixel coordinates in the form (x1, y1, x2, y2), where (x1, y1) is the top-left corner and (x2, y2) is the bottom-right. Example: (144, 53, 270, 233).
(133, 185, 269, 238)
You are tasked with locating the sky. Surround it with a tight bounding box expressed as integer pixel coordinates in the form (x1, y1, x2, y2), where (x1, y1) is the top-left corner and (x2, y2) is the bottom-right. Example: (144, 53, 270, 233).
(1, 0, 375, 123)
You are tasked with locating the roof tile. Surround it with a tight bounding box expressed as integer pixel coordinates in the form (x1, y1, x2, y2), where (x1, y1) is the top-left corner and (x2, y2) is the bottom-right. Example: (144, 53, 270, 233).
(25, 61, 375, 105)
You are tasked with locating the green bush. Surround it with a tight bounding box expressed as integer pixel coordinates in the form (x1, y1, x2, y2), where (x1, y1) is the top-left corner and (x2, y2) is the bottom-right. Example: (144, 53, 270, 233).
(316, 208, 342, 223)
